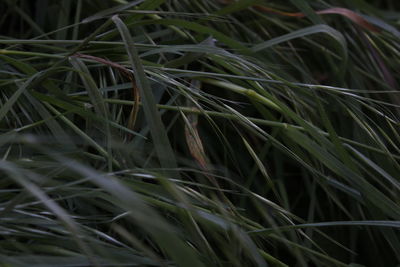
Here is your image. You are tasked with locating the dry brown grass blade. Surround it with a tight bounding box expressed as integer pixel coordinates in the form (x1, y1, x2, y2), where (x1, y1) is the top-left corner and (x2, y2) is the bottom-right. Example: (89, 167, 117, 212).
(183, 80, 210, 173)
(314, 7, 380, 32)
(254, 6, 381, 32)
(184, 110, 209, 172)
(217, 1, 381, 33)
(182, 80, 224, 191)
(182, 103, 233, 203)
(73, 53, 140, 136)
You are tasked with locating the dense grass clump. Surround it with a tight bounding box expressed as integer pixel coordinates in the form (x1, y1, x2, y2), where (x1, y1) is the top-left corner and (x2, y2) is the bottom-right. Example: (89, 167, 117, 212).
(1, 0, 400, 266)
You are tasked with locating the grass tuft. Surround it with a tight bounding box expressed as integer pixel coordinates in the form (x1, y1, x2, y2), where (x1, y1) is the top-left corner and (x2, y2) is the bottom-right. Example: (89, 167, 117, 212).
(0, 0, 399, 266)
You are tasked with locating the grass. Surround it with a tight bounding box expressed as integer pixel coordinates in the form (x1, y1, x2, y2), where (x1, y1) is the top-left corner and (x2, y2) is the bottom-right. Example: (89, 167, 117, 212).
(0, 0, 400, 266)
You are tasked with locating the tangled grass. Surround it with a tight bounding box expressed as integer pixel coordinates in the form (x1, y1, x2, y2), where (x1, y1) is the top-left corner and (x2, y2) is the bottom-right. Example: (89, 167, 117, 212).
(0, 0, 400, 266)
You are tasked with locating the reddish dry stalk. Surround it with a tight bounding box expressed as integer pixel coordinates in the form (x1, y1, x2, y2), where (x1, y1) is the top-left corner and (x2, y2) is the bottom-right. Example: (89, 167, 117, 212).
(72, 53, 140, 137)
(218, 1, 381, 33)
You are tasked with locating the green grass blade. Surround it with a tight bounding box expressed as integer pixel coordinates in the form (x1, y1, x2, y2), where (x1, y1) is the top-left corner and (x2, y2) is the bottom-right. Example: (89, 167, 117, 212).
(112, 15, 179, 176)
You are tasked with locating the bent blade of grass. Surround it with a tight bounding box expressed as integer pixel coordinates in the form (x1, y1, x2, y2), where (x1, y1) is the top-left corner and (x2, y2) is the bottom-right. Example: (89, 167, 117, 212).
(69, 57, 113, 171)
(69, 57, 108, 117)
(112, 15, 179, 176)
(251, 24, 348, 78)
(58, 157, 205, 267)
(128, 18, 249, 52)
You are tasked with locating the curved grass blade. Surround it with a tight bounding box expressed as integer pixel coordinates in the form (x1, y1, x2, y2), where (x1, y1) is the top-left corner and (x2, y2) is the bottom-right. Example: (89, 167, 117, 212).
(69, 57, 115, 171)
(252, 24, 347, 81)
(59, 157, 205, 267)
(112, 15, 179, 177)
(72, 53, 141, 134)
(129, 18, 249, 52)
(252, 24, 347, 58)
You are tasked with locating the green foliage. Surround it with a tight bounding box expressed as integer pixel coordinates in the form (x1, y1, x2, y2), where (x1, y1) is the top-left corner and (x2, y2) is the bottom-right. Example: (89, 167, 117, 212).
(0, 0, 399, 266)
